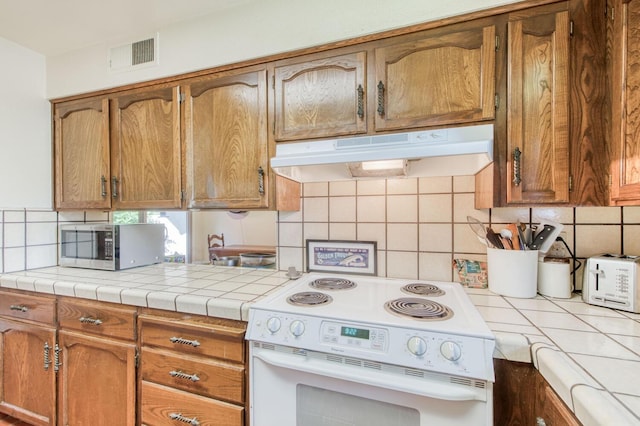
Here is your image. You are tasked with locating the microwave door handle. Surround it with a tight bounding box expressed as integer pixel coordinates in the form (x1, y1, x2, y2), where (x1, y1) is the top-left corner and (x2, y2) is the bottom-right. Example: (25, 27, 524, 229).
(252, 350, 482, 402)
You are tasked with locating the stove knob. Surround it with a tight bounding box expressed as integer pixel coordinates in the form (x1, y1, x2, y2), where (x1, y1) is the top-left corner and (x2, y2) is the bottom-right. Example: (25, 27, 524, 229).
(289, 320, 305, 337)
(440, 341, 462, 361)
(407, 336, 427, 357)
(266, 317, 281, 334)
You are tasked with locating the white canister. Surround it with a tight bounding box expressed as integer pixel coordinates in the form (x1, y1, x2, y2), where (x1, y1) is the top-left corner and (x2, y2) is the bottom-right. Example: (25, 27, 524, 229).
(487, 248, 539, 298)
(537, 257, 572, 298)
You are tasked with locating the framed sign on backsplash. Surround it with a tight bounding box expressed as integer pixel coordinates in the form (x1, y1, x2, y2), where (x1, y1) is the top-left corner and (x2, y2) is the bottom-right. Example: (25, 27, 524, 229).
(306, 240, 377, 276)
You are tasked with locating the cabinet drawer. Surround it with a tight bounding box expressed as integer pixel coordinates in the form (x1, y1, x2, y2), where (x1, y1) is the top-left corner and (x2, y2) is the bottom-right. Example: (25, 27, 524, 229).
(141, 381, 243, 426)
(141, 347, 244, 404)
(0, 290, 56, 325)
(58, 298, 136, 341)
(139, 316, 245, 363)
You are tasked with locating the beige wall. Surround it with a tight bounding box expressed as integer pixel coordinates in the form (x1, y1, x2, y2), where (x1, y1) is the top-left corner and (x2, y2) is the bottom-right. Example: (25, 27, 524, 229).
(276, 176, 640, 288)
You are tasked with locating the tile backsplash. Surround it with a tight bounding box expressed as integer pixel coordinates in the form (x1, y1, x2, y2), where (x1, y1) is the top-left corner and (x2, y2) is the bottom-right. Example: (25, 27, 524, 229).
(4, 176, 640, 291)
(276, 176, 640, 289)
(0, 210, 109, 273)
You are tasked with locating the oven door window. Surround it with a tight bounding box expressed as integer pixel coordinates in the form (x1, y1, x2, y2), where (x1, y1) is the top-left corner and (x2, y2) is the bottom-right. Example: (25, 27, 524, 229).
(61, 230, 107, 260)
(297, 384, 419, 426)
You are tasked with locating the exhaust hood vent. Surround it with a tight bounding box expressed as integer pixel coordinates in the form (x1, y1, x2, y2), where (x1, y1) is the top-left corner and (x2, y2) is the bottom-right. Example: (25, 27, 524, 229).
(109, 34, 158, 72)
(270, 124, 494, 182)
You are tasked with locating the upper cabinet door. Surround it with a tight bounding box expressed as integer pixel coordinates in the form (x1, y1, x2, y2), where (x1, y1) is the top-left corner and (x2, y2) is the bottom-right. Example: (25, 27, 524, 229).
(110, 86, 182, 210)
(54, 98, 111, 210)
(374, 25, 496, 131)
(184, 69, 269, 209)
(610, 0, 640, 204)
(274, 52, 367, 141)
(506, 10, 570, 204)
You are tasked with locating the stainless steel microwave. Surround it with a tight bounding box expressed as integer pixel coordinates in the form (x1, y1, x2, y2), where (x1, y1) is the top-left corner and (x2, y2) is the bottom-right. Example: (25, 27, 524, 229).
(59, 223, 165, 270)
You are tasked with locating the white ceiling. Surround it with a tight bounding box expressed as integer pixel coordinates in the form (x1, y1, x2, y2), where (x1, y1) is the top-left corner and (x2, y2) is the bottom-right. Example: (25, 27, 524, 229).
(0, 0, 247, 57)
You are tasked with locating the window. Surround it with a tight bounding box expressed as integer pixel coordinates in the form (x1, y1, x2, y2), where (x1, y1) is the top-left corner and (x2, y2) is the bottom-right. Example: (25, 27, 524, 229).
(113, 211, 189, 263)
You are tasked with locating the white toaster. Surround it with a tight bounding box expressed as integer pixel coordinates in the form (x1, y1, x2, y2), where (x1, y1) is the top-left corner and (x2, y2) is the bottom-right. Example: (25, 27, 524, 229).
(582, 254, 640, 313)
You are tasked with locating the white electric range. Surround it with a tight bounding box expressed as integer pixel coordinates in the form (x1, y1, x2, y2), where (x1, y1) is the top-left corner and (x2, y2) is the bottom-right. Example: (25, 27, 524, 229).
(246, 273, 496, 426)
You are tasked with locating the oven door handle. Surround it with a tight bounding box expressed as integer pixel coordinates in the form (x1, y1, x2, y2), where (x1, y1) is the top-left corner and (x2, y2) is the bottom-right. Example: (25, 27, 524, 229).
(253, 350, 484, 402)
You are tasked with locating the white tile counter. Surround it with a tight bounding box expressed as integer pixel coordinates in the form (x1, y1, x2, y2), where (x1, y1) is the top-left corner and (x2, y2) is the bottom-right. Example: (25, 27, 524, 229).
(0, 263, 292, 321)
(467, 288, 640, 426)
(2, 265, 640, 425)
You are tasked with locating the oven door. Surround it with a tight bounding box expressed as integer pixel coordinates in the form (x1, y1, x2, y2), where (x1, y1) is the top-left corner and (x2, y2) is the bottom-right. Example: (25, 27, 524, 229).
(249, 344, 492, 426)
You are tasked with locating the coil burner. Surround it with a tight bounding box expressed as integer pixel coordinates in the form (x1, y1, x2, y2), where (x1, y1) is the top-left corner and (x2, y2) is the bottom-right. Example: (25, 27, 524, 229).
(384, 297, 453, 321)
(287, 291, 333, 307)
(309, 277, 357, 291)
(401, 283, 445, 297)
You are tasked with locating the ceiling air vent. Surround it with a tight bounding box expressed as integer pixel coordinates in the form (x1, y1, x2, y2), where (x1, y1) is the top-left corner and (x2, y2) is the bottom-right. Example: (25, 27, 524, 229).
(109, 34, 159, 72)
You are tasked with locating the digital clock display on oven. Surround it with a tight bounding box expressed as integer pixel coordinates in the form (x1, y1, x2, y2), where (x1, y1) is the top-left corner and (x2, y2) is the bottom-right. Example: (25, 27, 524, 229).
(340, 326, 370, 340)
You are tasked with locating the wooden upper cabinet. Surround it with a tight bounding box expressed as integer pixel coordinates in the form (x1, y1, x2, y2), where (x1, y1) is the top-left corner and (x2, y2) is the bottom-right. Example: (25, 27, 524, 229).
(374, 24, 496, 131)
(609, 0, 640, 204)
(506, 10, 570, 204)
(110, 86, 182, 209)
(54, 98, 111, 210)
(184, 69, 270, 209)
(274, 52, 367, 141)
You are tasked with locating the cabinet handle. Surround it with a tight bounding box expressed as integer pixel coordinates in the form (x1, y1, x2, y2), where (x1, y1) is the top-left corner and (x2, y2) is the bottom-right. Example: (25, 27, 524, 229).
(169, 413, 200, 426)
(9, 304, 28, 312)
(54, 343, 62, 372)
(257, 166, 265, 195)
(169, 337, 201, 348)
(79, 316, 103, 326)
(44, 342, 51, 371)
(513, 147, 522, 186)
(169, 370, 200, 382)
(100, 175, 107, 197)
(377, 81, 385, 116)
(357, 84, 364, 119)
(111, 176, 119, 198)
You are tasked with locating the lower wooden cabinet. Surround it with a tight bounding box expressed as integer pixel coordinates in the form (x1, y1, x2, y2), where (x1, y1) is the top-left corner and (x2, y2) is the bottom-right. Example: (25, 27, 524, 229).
(0, 319, 56, 426)
(494, 358, 581, 425)
(138, 312, 247, 426)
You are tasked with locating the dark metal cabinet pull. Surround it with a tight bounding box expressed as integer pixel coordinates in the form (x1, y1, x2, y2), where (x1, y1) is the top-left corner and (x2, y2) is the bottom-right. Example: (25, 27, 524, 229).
(377, 81, 385, 116)
(258, 166, 265, 195)
(44, 342, 51, 371)
(357, 84, 365, 119)
(513, 147, 522, 186)
(111, 176, 119, 198)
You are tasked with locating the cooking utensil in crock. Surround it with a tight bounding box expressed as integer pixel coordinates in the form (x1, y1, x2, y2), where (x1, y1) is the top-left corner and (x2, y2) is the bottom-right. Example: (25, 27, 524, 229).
(467, 216, 490, 246)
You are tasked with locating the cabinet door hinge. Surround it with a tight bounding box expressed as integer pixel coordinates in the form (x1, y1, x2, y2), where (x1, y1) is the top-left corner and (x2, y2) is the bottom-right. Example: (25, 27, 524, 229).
(570, 20, 574, 37)
(135, 348, 140, 369)
(495, 35, 500, 51)
(494, 94, 500, 110)
(569, 175, 573, 192)
(272, 75, 275, 89)
(180, 190, 185, 201)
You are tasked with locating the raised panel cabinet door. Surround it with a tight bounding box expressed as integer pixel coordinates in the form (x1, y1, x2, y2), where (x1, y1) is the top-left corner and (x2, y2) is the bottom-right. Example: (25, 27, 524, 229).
(57, 330, 136, 426)
(0, 319, 56, 426)
(507, 10, 570, 204)
(610, 0, 640, 203)
(374, 25, 496, 131)
(111, 86, 182, 209)
(274, 52, 367, 141)
(54, 98, 111, 210)
(184, 69, 269, 209)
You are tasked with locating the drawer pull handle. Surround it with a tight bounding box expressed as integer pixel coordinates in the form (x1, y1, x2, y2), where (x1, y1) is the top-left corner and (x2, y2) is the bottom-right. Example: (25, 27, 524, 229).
(169, 337, 201, 347)
(169, 370, 200, 382)
(10, 305, 28, 312)
(79, 316, 103, 326)
(169, 412, 200, 426)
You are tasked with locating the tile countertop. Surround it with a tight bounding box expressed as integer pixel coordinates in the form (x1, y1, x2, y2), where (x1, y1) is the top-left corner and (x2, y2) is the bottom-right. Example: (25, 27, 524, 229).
(2, 264, 640, 425)
(466, 287, 640, 426)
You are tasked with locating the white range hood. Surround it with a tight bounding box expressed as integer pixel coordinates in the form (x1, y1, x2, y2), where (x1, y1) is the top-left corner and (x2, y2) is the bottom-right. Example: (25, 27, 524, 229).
(270, 123, 494, 182)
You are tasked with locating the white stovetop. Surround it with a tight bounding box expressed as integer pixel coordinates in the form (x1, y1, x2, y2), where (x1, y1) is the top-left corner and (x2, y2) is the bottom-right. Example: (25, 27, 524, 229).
(252, 273, 493, 339)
